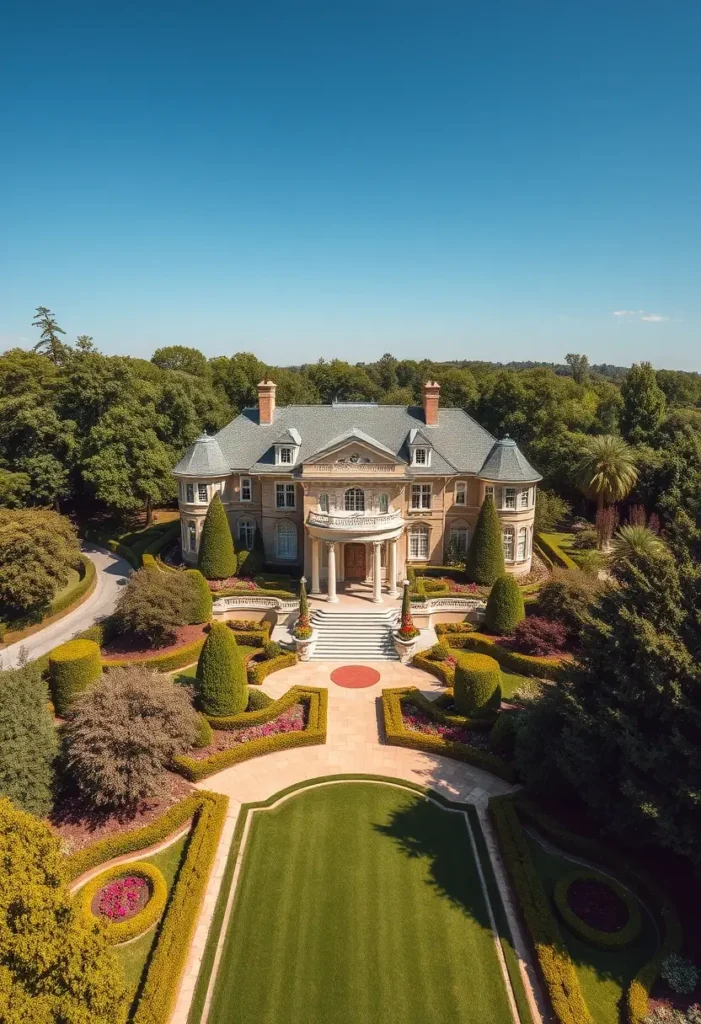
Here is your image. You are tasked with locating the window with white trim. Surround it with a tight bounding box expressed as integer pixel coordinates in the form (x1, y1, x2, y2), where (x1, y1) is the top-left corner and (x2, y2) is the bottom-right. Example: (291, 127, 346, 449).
(503, 527, 514, 561)
(517, 526, 527, 560)
(411, 484, 432, 510)
(276, 483, 296, 509)
(450, 525, 469, 555)
(504, 487, 516, 510)
(413, 447, 428, 466)
(379, 493, 389, 513)
(238, 518, 255, 550)
(520, 488, 529, 509)
(186, 483, 195, 504)
(276, 521, 297, 560)
(198, 482, 208, 503)
(455, 481, 467, 506)
(188, 521, 197, 552)
(408, 525, 429, 560)
(240, 476, 251, 501)
(344, 487, 365, 512)
(319, 493, 329, 513)
(279, 446, 293, 464)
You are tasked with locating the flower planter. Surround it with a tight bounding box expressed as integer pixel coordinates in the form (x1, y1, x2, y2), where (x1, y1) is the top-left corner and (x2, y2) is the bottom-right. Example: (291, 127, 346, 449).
(393, 632, 418, 664)
(294, 628, 318, 662)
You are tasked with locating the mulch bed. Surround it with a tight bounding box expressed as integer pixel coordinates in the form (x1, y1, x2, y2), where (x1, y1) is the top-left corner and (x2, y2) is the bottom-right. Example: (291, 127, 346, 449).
(101, 623, 209, 662)
(400, 701, 491, 749)
(567, 878, 629, 932)
(191, 703, 308, 759)
(330, 666, 381, 689)
(50, 772, 193, 854)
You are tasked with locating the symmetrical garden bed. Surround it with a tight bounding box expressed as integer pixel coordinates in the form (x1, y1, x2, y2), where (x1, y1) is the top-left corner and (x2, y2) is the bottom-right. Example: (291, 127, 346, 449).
(433, 625, 567, 680)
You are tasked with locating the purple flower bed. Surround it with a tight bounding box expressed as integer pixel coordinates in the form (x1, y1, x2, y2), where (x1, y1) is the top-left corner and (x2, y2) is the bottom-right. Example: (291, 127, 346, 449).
(193, 703, 307, 758)
(400, 701, 491, 749)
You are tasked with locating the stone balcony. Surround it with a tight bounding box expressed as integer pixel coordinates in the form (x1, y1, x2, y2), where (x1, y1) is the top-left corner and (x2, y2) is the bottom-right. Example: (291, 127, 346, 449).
(306, 508, 405, 544)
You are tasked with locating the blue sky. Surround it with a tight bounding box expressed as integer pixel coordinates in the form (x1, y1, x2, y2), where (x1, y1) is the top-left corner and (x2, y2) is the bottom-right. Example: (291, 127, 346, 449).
(2, 1, 700, 369)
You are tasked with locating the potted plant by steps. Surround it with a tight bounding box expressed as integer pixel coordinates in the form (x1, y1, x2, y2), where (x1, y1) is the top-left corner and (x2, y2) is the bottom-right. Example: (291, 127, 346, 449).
(291, 577, 317, 662)
(393, 580, 420, 663)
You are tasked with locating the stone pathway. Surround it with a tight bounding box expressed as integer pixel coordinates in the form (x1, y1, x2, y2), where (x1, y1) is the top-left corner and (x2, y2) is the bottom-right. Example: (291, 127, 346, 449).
(171, 660, 546, 1024)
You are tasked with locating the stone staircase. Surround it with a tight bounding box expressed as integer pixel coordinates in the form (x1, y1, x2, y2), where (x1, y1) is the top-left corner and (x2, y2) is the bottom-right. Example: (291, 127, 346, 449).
(309, 608, 399, 661)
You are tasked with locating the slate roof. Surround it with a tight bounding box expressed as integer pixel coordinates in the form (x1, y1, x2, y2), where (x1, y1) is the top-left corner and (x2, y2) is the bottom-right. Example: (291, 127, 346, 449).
(174, 406, 541, 481)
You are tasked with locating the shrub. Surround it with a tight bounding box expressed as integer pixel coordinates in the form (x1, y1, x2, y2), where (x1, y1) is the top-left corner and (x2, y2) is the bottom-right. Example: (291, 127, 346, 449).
(398, 581, 419, 640)
(466, 495, 505, 585)
(247, 687, 274, 711)
(264, 640, 283, 660)
(49, 638, 102, 716)
(484, 574, 525, 635)
(0, 797, 125, 1021)
(512, 617, 568, 656)
(112, 566, 189, 646)
(572, 528, 598, 550)
(489, 709, 519, 759)
(183, 568, 212, 623)
(62, 666, 198, 809)
(77, 861, 168, 945)
(247, 651, 297, 684)
(197, 493, 236, 579)
(537, 567, 604, 637)
(553, 869, 643, 950)
(0, 508, 81, 618)
(415, 576, 426, 597)
(453, 651, 502, 717)
(193, 713, 213, 748)
(0, 662, 57, 817)
(428, 642, 450, 661)
(661, 954, 698, 995)
(535, 490, 572, 532)
(195, 621, 247, 716)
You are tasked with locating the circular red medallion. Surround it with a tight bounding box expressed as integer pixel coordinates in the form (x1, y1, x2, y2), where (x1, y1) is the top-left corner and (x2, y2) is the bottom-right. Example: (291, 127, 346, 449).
(330, 666, 381, 689)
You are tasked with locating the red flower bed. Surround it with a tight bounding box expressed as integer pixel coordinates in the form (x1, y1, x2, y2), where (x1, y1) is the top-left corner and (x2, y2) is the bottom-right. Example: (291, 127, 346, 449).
(400, 701, 491, 749)
(101, 623, 209, 662)
(190, 703, 307, 759)
(94, 875, 150, 921)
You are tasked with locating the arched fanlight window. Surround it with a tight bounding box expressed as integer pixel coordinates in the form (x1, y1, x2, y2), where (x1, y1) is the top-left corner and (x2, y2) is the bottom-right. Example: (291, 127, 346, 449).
(238, 518, 255, 551)
(344, 487, 365, 512)
(276, 521, 297, 560)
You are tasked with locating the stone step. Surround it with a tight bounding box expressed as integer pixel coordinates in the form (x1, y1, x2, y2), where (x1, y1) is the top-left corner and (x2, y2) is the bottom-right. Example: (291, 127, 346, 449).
(309, 607, 399, 662)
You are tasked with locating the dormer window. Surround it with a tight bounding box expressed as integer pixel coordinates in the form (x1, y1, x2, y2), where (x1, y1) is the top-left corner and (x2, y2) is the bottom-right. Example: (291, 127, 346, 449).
(407, 429, 432, 468)
(273, 427, 301, 466)
(414, 448, 427, 465)
(280, 447, 293, 464)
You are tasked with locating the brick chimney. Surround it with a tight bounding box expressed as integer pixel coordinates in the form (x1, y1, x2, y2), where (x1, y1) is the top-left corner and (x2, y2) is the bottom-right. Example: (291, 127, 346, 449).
(257, 379, 276, 425)
(422, 380, 440, 426)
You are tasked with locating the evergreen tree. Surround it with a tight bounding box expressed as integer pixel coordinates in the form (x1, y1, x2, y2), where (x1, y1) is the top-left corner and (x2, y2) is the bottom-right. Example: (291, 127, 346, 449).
(620, 361, 667, 443)
(0, 663, 56, 817)
(484, 574, 525, 635)
(195, 622, 247, 716)
(31, 306, 68, 364)
(465, 495, 505, 584)
(197, 493, 237, 579)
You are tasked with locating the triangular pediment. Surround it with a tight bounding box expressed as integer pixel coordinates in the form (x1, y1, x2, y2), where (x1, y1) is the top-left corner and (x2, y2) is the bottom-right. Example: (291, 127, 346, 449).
(302, 429, 402, 467)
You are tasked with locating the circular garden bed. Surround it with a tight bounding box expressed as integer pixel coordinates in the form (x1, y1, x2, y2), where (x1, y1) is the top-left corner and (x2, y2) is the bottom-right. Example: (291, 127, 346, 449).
(78, 860, 167, 944)
(554, 869, 643, 950)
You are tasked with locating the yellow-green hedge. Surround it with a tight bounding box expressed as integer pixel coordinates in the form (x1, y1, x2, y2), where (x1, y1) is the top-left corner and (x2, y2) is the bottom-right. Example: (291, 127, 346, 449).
(77, 861, 167, 945)
(247, 650, 296, 684)
(49, 555, 97, 617)
(447, 631, 566, 680)
(412, 650, 455, 686)
(382, 687, 514, 782)
(553, 869, 643, 951)
(535, 533, 578, 571)
(172, 686, 328, 782)
(49, 638, 102, 715)
(103, 636, 207, 673)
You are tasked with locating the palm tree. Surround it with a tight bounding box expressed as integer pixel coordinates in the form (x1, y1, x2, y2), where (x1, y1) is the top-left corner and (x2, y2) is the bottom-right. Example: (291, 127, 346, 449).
(576, 434, 638, 512)
(611, 525, 667, 564)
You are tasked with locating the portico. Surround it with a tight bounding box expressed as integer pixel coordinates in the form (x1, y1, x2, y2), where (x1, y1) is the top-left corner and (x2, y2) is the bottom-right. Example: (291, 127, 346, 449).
(306, 509, 404, 604)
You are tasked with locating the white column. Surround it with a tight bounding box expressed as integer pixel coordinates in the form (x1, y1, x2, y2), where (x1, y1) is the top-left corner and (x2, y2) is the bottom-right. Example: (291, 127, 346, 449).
(327, 542, 338, 603)
(388, 537, 399, 597)
(372, 541, 383, 603)
(311, 537, 320, 595)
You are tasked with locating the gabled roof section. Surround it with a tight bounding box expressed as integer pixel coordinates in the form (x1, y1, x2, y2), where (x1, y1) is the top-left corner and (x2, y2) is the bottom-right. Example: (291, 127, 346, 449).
(408, 428, 433, 447)
(304, 427, 399, 463)
(275, 427, 301, 445)
(173, 434, 230, 477)
(479, 437, 542, 483)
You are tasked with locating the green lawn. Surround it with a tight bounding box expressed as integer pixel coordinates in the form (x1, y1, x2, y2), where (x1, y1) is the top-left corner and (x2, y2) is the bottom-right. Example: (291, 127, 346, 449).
(114, 834, 188, 993)
(525, 834, 658, 1024)
(199, 782, 516, 1024)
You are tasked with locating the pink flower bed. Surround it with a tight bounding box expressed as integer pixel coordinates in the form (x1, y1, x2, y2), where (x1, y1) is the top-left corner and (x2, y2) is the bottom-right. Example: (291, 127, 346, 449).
(99, 876, 148, 920)
(443, 579, 480, 594)
(400, 702, 490, 749)
(192, 703, 307, 758)
(208, 577, 256, 592)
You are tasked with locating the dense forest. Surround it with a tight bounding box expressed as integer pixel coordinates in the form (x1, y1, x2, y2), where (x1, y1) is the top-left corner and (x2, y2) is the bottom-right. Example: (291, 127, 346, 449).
(1, 308, 700, 526)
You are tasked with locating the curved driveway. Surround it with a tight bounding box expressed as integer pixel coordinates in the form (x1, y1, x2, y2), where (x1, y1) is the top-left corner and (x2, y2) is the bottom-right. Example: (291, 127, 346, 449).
(1, 544, 132, 669)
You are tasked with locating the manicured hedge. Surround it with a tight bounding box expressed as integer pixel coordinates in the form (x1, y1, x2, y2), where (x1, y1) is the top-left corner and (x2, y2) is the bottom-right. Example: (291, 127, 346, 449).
(195, 622, 247, 717)
(171, 686, 328, 782)
(447, 631, 565, 680)
(553, 869, 643, 951)
(223, 623, 269, 647)
(184, 569, 213, 624)
(484, 574, 525, 635)
(77, 860, 168, 945)
(132, 792, 228, 1024)
(489, 795, 593, 1024)
(103, 636, 207, 673)
(247, 651, 297, 684)
(49, 554, 97, 617)
(198, 493, 237, 580)
(142, 520, 181, 560)
(49, 638, 102, 715)
(454, 651, 502, 716)
(381, 687, 514, 782)
(83, 529, 141, 569)
(412, 650, 455, 687)
(536, 533, 578, 571)
(435, 622, 476, 635)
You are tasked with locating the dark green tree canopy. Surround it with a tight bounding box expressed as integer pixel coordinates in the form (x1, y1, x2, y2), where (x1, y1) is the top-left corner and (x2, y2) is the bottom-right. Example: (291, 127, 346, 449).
(620, 361, 667, 443)
(0, 663, 57, 817)
(466, 495, 505, 585)
(198, 492, 237, 579)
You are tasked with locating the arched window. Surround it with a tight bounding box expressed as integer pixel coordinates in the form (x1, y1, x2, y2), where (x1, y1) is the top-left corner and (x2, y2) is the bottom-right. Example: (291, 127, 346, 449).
(379, 493, 389, 514)
(276, 521, 297, 560)
(344, 487, 365, 512)
(238, 518, 255, 551)
(449, 525, 469, 556)
(319, 493, 329, 513)
(517, 526, 527, 560)
(502, 527, 514, 562)
(409, 525, 429, 560)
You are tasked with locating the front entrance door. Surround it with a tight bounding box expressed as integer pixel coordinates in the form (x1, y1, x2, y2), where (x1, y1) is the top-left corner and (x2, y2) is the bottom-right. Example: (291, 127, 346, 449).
(344, 543, 366, 580)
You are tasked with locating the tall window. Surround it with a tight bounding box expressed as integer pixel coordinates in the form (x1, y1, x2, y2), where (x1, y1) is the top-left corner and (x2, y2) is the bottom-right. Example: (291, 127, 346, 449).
(276, 483, 296, 508)
(188, 521, 197, 552)
(517, 527, 527, 560)
(279, 446, 293, 464)
(413, 448, 427, 465)
(344, 487, 365, 512)
(276, 521, 297, 560)
(450, 525, 469, 555)
(455, 481, 467, 506)
(409, 525, 429, 560)
(519, 488, 529, 509)
(240, 477, 251, 501)
(186, 483, 195, 503)
(379, 493, 389, 513)
(238, 518, 255, 550)
(503, 527, 514, 561)
(198, 482, 208, 503)
(485, 485, 494, 500)
(411, 484, 431, 510)
(319, 493, 329, 512)
(504, 487, 516, 510)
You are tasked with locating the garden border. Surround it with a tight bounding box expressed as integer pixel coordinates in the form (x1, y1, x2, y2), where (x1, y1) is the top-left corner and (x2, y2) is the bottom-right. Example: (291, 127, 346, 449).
(553, 868, 643, 951)
(77, 860, 168, 945)
(435, 629, 565, 680)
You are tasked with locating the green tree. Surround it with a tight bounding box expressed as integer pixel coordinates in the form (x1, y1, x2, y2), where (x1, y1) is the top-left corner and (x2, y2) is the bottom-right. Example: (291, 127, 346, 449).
(575, 434, 638, 512)
(0, 469, 29, 508)
(151, 344, 209, 377)
(534, 489, 571, 532)
(466, 495, 505, 584)
(195, 622, 247, 716)
(565, 353, 589, 384)
(0, 509, 80, 618)
(0, 797, 125, 1020)
(31, 306, 68, 364)
(113, 566, 190, 646)
(610, 524, 667, 564)
(0, 663, 56, 817)
(620, 361, 667, 442)
(484, 574, 525, 635)
(198, 493, 237, 579)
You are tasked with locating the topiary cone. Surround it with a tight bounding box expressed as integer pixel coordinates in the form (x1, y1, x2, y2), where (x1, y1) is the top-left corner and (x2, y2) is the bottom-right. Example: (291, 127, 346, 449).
(183, 568, 213, 624)
(466, 495, 505, 585)
(484, 574, 525, 635)
(195, 622, 247, 717)
(453, 651, 502, 717)
(49, 639, 102, 716)
(197, 493, 237, 580)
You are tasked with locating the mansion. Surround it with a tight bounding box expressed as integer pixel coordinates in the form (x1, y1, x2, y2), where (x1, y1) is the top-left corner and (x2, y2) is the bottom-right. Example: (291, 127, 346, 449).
(173, 380, 541, 602)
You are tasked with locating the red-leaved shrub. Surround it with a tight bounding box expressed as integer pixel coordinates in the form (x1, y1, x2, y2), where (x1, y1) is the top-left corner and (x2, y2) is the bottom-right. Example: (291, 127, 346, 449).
(512, 617, 568, 657)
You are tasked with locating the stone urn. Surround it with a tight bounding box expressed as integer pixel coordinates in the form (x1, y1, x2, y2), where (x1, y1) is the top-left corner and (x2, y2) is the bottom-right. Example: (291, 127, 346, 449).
(293, 628, 318, 662)
(393, 631, 418, 664)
